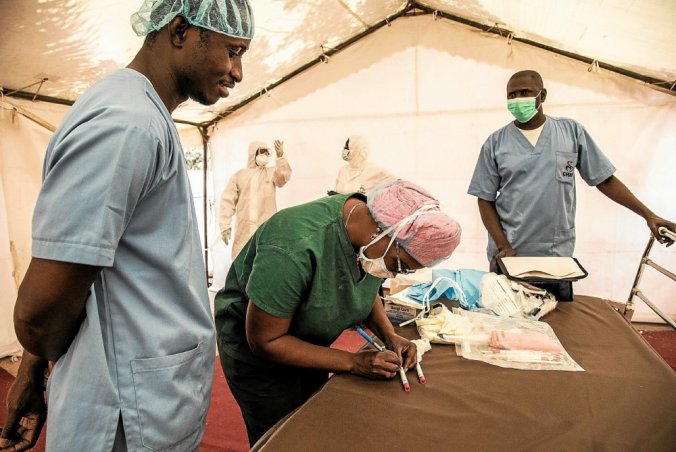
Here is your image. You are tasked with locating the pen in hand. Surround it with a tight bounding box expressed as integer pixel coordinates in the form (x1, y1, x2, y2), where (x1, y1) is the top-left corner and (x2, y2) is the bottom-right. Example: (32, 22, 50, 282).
(356, 326, 385, 352)
(356, 326, 412, 393)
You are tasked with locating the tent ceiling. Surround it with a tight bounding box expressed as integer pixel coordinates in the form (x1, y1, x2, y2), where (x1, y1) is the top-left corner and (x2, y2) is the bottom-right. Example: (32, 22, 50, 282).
(1, 0, 674, 125)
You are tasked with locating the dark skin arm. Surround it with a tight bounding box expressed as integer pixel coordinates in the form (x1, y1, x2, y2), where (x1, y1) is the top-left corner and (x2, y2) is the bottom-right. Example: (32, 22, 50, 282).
(1, 258, 100, 450)
(0, 351, 47, 451)
(477, 198, 517, 258)
(596, 175, 675, 246)
(245, 297, 402, 379)
(477, 176, 674, 258)
(14, 258, 101, 360)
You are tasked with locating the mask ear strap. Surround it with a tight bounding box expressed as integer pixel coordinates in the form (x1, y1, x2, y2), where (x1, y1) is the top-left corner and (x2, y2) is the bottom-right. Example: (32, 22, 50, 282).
(361, 203, 445, 266)
(368, 227, 382, 242)
(399, 276, 468, 327)
(368, 203, 440, 246)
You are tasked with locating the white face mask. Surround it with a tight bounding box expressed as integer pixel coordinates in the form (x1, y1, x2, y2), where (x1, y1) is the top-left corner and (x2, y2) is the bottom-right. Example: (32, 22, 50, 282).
(255, 154, 269, 166)
(359, 230, 397, 279)
(358, 204, 438, 279)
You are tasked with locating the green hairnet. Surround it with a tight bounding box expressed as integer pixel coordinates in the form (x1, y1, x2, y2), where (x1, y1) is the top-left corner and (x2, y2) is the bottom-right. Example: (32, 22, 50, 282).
(130, 0, 254, 39)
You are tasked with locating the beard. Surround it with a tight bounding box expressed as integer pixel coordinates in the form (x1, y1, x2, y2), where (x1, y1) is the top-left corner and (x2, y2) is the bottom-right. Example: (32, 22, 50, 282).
(176, 71, 214, 106)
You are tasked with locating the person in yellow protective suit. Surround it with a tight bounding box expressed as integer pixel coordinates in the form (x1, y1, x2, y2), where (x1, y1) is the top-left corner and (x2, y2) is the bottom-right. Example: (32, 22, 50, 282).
(219, 139, 292, 259)
(335, 135, 396, 195)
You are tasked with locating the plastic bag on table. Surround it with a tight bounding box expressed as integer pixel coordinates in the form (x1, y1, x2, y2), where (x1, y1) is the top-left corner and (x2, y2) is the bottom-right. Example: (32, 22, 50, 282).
(415, 303, 472, 344)
(385, 274, 468, 327)
(405, 269, 486, 310)
(478, 273, 557, 320)
(454, 309, 584, 372)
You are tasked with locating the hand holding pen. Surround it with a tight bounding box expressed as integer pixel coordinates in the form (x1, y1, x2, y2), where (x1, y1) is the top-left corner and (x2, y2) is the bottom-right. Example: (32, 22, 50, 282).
(356, 326, 385, 352)
(356, 327, 423, 391)
(350, 341, 400, 380)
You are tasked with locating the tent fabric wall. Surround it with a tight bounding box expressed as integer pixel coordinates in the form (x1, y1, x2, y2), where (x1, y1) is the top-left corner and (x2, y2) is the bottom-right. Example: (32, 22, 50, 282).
(209, 15, 676, 322)
(0, 102, 55, 357)
(0, 98, 205, 358)
(0, 179, 21, 357)
(3, 1, 674, 124)
(1, 9, 674, 357)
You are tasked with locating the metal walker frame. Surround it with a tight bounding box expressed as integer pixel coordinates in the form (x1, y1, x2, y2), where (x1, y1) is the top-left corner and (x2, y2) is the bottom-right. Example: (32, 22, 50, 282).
(615, 227, 676, 330)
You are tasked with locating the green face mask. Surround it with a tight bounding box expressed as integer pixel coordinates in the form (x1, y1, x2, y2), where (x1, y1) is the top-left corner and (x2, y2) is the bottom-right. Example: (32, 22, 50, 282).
(507, 92, 541, 123)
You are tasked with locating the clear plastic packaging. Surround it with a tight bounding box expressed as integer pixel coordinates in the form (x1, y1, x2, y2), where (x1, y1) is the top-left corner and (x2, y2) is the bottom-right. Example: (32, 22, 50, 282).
(415, 303, 471, 344)
(454, 309, 584, 372)
(478, 273, 558, 320)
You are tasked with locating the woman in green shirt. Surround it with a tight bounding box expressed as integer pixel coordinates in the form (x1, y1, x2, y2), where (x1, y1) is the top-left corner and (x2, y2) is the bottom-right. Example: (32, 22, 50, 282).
(215, 179, 461, 446)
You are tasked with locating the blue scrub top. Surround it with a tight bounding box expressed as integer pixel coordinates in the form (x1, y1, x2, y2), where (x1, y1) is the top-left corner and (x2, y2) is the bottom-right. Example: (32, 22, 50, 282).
(32, 69, 215, 451)
(468, 116, 615, 260)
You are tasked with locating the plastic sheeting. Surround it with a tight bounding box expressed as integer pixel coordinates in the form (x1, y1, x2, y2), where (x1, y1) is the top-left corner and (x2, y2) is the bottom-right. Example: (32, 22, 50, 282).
(1, 1, 674, 124)
(0, 101, 52, 357)
(0, 179, 21, 357)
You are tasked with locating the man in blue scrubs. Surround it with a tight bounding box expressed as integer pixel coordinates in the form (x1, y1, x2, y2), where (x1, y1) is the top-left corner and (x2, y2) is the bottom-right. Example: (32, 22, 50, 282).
(0, 1, 253, 450)
(468, 70, 675, 271)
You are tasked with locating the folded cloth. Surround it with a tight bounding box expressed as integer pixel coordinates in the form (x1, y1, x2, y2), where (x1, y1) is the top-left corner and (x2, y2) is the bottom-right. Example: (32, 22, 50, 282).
(488, 329, 564, 352)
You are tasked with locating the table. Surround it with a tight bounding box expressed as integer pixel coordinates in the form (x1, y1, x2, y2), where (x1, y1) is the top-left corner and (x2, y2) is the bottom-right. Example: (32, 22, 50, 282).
(253, 296, 676, 451)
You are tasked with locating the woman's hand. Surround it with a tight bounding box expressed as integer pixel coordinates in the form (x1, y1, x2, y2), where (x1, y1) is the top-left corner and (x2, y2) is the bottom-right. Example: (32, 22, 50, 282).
(350, 350, 400, 379)
(385, 334, 417, 370)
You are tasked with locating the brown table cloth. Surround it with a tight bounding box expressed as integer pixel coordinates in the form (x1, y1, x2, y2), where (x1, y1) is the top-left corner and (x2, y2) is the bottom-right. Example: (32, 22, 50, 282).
(254, 296, 676, 451)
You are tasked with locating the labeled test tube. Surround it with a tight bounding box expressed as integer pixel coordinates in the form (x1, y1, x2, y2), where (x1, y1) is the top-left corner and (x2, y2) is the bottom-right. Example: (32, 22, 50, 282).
(415, 362, 426, 384)
(398, 367, 410, 392)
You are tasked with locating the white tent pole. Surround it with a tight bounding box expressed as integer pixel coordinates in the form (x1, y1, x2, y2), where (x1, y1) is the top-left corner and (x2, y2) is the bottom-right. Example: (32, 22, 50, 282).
(198, 125, 211, 285)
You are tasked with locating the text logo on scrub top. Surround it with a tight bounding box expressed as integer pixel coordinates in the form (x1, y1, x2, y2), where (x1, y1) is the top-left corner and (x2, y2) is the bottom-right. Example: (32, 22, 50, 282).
(562, 161, 574, 178)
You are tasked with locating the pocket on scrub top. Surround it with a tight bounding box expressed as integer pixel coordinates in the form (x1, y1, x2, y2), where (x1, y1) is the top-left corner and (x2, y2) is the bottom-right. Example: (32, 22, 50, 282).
(131, 342, 207, 451)
(555, 151, 577, 184)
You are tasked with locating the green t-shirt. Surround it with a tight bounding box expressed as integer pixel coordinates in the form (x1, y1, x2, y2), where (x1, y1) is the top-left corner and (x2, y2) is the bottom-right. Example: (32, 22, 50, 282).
(215, 193, 382, 364)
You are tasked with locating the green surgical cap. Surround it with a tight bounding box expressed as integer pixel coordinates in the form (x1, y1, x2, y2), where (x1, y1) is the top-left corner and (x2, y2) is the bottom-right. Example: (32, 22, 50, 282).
(131, 0, 254, 39)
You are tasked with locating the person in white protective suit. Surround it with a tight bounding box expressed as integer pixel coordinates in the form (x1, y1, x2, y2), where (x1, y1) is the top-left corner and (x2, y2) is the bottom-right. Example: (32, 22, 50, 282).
(219, 139, 292, 259)
(335, 135, 396, 194)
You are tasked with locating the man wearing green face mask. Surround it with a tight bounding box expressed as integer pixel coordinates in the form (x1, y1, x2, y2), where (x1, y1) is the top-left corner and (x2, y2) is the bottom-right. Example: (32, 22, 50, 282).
(467, 70, 675, 272)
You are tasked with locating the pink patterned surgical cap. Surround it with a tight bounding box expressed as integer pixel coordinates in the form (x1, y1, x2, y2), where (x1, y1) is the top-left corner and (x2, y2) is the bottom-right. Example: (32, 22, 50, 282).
(366, 179, 461, 267)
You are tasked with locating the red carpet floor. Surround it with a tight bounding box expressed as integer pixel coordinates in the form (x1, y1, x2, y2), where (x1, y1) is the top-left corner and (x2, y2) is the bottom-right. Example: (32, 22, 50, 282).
(638, 330, 676, 372)
(0, 330, 365, 451)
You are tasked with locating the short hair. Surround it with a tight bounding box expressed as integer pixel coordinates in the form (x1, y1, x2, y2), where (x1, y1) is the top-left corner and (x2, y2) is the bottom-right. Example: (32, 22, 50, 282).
(142, 18, 210, 49)
(144, 30, 159, 47)
(509, 70, 543, 89)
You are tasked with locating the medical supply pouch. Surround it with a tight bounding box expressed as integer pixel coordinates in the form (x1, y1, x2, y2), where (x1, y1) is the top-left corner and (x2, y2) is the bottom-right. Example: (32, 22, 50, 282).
(384, 271, 431, 324)
(385, 269, 486, 326)
(496, 256, 588, 301)
(383, 301, 421, 324)
(405, 269, 486, 310)
(478, 273, 557, 320)
(415, 303, 471, 344)
(454, 309, 584, 372)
